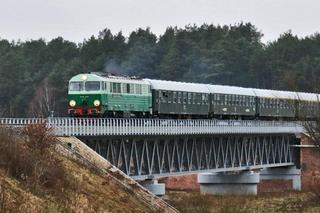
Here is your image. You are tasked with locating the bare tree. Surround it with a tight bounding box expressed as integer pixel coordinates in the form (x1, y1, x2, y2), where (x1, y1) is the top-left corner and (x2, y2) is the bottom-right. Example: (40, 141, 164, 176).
(28, 79, 56, 118)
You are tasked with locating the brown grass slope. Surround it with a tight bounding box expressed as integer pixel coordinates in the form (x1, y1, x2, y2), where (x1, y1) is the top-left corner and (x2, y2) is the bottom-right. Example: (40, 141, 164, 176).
(0, 124, 177, 213)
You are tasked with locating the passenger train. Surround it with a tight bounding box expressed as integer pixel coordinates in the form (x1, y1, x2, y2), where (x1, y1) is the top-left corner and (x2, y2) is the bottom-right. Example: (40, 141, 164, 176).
(68, 73, 319, 120)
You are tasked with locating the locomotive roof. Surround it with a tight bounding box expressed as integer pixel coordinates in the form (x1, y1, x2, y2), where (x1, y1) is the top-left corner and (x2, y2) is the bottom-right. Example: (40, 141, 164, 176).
(70, 73, 149, 85)
(70, 73, 106, 82)
(206, 85, 256, 96)
(144, 79, 210, 93)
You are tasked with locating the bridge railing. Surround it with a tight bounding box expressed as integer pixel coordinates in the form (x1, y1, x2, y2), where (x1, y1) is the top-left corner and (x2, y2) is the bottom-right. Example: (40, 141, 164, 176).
(0, 117, 305, 136)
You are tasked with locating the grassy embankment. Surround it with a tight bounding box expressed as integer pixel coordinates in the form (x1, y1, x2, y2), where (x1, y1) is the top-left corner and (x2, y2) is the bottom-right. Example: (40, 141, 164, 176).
(165, 188, 320, 212)
(0, 124, 164, 212)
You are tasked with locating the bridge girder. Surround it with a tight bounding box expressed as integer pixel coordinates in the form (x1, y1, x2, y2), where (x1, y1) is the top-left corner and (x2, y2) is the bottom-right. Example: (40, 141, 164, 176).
(80, 134, 297, 180)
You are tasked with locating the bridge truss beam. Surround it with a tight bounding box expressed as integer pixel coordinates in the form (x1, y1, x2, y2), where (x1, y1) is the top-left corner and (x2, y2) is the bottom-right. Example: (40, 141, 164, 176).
(80, 134, 297, 180)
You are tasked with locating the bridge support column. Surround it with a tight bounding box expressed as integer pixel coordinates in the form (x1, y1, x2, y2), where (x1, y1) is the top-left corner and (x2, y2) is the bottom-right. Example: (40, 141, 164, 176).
(260, 166, 301, 190)
(140, 180, 165, 196)
(198, 171, 260, 195)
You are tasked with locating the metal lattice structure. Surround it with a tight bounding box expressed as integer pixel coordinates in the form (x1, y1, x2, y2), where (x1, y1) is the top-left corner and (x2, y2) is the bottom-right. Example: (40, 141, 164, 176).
(81, 134, 297, 180)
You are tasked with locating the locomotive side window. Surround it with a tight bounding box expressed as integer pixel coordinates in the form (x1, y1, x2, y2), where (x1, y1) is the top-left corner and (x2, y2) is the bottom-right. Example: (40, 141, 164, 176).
(130, 84, 135, 93)
(85, 81, 101, 91)
(69, 82, 83, 91)
(135, 84, 142, 94)
(102, 82, 107, 91)
(111, 82, 121, 93)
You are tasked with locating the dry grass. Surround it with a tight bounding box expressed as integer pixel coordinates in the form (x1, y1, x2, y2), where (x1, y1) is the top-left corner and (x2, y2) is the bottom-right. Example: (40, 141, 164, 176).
(166, 190, 320, 213)
(0, 125, 162, 212)
(0, 124, 72, 196)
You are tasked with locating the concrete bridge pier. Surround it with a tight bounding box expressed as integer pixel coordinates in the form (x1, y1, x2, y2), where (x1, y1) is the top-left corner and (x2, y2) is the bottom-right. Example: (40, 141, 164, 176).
(140, 179, 165, 196)
(260, 166, 301, 190)
(198, 171, 260, 195)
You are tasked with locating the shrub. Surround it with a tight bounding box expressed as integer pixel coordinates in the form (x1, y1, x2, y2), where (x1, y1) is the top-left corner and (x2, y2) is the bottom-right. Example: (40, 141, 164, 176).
(0, 124, 72, 196)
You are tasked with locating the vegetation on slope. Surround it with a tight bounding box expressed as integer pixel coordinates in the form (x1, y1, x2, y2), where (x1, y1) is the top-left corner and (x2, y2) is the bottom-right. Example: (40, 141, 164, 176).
(0, 125, 165, 212)
(166, 190, 320, 213)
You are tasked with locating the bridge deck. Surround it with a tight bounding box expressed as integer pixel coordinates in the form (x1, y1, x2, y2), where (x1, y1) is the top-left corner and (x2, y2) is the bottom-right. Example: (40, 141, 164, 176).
(0, 118, 304, 136)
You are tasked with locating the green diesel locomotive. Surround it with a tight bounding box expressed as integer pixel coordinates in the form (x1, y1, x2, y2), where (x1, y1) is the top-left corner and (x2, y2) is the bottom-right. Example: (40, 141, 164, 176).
(68, 73, 152, 117)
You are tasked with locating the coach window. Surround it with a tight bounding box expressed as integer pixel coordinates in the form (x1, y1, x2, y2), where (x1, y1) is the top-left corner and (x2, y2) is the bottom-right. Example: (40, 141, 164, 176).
(272, 99, 275, 108)
(187, 93, 191, 104)
(183, 92, 187, 104)
(173, 92, 177, 103)
(168, 92, 172, 103)
(161, 91, 168, 102)
(178, 92, 181, 103)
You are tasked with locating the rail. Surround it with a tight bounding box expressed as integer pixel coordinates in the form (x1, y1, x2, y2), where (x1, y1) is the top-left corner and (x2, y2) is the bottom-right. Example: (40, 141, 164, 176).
(0, 117, 305, 136)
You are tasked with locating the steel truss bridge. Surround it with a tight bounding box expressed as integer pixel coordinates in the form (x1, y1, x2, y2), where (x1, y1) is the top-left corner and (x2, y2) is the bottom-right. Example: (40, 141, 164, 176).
(0, 118, 304, 179)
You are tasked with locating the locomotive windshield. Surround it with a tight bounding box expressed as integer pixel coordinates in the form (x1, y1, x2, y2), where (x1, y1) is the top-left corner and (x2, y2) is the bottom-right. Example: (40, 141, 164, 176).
(69, 81, 83, 91)
(85, 81, 101, 91)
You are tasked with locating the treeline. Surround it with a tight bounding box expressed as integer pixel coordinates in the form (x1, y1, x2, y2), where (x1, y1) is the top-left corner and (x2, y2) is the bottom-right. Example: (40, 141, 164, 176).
(1, 23, 320, 117)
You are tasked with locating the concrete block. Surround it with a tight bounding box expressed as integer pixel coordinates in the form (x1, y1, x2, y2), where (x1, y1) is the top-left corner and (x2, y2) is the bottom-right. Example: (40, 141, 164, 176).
(198, 171, 259, 195)
(141, 180, 165, 196)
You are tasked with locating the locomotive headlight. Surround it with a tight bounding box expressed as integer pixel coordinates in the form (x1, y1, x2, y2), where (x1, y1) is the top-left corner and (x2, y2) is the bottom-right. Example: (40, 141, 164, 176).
(81, 74, 88, 81)
(69, 100, 76, 107)
(93, 100, 100, 107)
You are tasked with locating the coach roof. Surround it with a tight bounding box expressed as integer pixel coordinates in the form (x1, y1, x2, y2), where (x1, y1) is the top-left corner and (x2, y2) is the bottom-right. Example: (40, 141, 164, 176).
(144, 79, 210, 93)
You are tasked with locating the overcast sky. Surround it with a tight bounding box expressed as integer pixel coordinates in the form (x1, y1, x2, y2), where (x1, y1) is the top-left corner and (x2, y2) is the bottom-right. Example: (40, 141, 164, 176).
(0, 0, 319, 43)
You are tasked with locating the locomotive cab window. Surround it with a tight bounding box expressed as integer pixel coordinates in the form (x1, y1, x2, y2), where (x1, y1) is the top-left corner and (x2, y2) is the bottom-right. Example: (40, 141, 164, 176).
(85, 81, 100, 91)
(69, 82, 83, 91)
